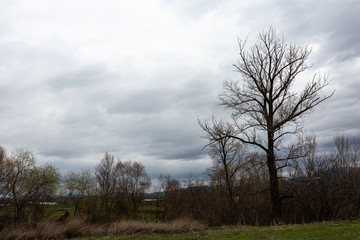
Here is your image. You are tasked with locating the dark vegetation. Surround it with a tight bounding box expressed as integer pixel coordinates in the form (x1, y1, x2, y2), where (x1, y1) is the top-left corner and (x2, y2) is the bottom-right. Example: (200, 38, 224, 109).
(0, 28, 359, 239)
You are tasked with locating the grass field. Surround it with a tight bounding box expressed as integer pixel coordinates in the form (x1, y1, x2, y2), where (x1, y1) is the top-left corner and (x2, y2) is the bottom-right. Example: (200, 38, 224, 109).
(71, 220, 360, 240)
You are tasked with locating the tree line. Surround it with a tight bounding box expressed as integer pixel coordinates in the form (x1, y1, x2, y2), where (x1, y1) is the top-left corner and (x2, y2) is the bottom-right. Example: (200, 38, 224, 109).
(155, 133, 360, 226)
(1, 132, 359, 226)
(0, 148, 151, 224)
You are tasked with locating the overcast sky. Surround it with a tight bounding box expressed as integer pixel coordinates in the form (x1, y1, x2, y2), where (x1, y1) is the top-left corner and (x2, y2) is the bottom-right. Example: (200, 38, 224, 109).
(0, 0, 359, 180)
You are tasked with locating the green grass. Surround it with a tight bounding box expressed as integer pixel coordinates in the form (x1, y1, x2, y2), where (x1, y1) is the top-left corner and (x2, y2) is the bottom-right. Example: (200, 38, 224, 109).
(71, 220, 360, 240)
(42, 203, 74, 210)
(41, 203, 75, 218)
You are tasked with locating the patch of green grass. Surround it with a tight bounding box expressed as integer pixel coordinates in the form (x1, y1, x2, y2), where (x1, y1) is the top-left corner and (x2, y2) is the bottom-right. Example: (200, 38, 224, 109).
(140, 205, 164, 211)
(71, 220, 360, 240)
(45, 209, 75, 219)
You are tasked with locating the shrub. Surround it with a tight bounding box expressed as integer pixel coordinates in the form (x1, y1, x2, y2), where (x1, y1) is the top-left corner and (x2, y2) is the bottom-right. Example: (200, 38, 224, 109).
(0, 217, 205, 239)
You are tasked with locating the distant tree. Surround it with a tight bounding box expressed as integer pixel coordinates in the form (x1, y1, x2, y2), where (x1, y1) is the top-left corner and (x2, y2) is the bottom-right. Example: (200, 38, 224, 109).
(7, 149, 37, 220)
(31, 163, 60, 198)
(285, 133, 360, 222)
(206, 131, 247, 223)
(183, 175, 208, 221)
(0, 146, 5, 163)
(0, 146, 9, 208)
(116, 160, 151, 217)
(199, 27, 333, 222)
(95, 153, 151, 220)
(5, 148, 60, 221)
(317, 133, 360, 221)
(95, 152, 117, 219)
(159, 174, 182, 220)
(63, 169, 96, 216)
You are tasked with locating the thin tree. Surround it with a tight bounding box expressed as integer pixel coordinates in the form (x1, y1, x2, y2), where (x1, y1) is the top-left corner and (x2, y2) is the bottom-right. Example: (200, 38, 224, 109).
(0, 146, 8, 207)
(207, 133, 246, 223)
(95, 152, 117, 219)
(158, 174, 181, 220)
(199, 27, 333, 222)
(63, 170, 96, 216)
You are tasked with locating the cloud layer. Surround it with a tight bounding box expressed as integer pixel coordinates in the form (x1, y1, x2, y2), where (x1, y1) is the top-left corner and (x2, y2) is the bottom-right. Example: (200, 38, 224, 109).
(0, 0, 359, 179)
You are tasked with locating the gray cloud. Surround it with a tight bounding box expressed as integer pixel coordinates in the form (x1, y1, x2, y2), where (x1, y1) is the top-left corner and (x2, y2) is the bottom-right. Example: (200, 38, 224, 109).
(163, 0, 221, 19)
(0, 0, 358, 181)
(49, 65, 108, 91)
(278, 0, 360, 63)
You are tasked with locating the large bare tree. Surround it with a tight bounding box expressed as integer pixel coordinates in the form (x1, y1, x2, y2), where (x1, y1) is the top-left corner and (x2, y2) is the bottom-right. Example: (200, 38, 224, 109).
(199, 27, 333, 222)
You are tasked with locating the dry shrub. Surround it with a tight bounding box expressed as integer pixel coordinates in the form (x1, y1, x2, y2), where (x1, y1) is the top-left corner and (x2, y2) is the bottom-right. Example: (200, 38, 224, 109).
(35, 219, 66, 239)
(0, 218, 205, 239)
(0, 218, 104, 240)
(107, 218, 206, 235)
(61, 218, 105, 238)
(0, 225, 36, 240)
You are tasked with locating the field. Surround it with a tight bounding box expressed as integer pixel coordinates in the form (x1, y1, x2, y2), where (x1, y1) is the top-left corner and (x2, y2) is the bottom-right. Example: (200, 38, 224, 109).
(70, 220, 360, 240)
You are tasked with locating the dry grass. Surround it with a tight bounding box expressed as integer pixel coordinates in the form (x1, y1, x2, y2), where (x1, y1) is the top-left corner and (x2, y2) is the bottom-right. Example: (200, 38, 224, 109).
(0, 218, 206, 240)
(107, 218, 205, 235)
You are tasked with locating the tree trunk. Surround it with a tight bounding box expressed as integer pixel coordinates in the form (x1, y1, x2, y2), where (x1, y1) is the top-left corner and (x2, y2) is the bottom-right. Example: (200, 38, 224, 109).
(267, 131, 282, 223)
(267, 154, 281, 223)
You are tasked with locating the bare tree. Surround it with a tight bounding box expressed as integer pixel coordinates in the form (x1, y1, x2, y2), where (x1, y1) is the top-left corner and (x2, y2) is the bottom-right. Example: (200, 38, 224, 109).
(205, 131, 247, 223)
(116, 160, 151, 217)
(95, 152, 117, 218)
(158, 174, 182, 220)
(284, 133, 360, 222)
(0, 146, 5, 163)
(95, 153, 151, 220)
(199, 27, 332, 222)
(0, 146, 8, 206)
